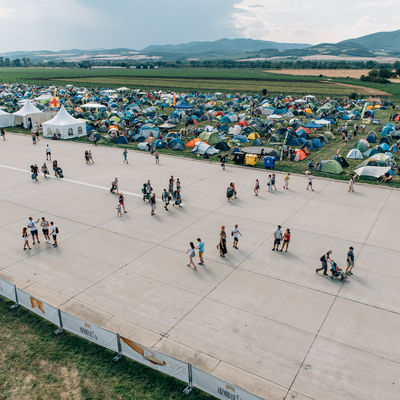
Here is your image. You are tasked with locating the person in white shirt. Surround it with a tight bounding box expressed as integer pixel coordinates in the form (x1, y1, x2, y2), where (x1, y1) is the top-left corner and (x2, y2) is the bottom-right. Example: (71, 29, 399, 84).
(50, 221, 58, 247)
(306, 172, 314, 191)
(232, 224, 242, 249)
(46, 144, 51, 161)
(27, 217, 40, 244)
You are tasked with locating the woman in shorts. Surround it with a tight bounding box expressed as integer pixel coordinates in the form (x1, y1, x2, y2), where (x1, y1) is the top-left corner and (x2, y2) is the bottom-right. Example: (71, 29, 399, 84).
(280, 228, 291, 253)
(41, 217, 51, 244)
(254, 179, 260, 196)
(186, 242, 197, 270)
(22, 227, 31, 250)
(150, 193, 156, 216)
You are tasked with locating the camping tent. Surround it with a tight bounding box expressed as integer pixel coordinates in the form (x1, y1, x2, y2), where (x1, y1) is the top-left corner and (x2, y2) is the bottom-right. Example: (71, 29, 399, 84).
(13, 100, 43, 128)
(346, 149, 363, 160)
(0, 109, 14, 128)
(355, 166, 390, 178)
(318, 160, 343, 174)
(43, 106, 86, 139)
(199, 131, 220, 145)
(192, 141, 219, 156)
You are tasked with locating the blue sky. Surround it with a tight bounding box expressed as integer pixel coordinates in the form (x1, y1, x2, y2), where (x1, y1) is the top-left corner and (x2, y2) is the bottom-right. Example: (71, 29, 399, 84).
(0, 0, 399, 51)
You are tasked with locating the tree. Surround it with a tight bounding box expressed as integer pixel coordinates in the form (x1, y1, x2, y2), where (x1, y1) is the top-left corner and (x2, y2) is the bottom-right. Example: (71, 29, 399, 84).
(378, 68, 394, 79)
(368, 69, 378, 78)
(262, 88, 268, 96)
(12, 58, 21, 67)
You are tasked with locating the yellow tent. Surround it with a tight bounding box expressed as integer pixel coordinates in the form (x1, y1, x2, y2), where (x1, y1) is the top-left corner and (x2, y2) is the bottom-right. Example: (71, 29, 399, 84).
(247, 132, 260, 140)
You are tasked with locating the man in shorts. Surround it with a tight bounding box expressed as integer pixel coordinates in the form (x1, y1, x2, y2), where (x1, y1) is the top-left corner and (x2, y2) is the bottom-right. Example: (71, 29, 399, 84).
(306, 172, 314, 191)
(40, 217, 51, 244)
(50, 221, 58, 248)
(272, 225, 282, 251)
(28, 217, 40, 245)
(232, 224, 242, 249)
(197, 238, 205, 265)
(345, 246, 355, 275)
(123, 149, 128, 164)
(46, 144, 51, 161)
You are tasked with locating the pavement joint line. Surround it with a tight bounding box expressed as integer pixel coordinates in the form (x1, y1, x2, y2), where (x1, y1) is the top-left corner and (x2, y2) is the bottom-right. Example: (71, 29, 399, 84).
(284, 186, 394, 397)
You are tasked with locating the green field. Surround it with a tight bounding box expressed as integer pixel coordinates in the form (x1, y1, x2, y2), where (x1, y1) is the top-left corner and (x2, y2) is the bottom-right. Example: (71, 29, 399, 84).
(0, 295, 211, 400)
(0, 67, 399, 97)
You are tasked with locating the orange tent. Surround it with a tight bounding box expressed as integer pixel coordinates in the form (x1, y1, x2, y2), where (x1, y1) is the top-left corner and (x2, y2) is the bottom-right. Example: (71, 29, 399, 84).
(294, 149, 307, 161)
(185, 138, 202, 147)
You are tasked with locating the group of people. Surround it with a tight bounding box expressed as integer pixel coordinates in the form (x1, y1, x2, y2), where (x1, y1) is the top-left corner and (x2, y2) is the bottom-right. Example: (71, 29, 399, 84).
(22, 216, 58, 249)
(226, 182, 237, 201)
(216, 224, 243, 258)
(272, 225, 291, 253)
(316, 247, 355, 281)
(30, 145, 63, 181)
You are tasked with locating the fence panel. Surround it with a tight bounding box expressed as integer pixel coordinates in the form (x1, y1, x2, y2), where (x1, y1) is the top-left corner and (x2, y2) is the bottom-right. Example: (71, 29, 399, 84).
(60, 311, 119, 352)
(120, 336, 189, 383)
(192, 367, 264, 400)
(0, 277, 16, 302)
(16, 288, 60, 326)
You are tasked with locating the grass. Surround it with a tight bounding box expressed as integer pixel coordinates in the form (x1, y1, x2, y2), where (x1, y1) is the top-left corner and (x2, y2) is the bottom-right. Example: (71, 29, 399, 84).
(0, 67, 396, 96)
(0, 295, 212, 400)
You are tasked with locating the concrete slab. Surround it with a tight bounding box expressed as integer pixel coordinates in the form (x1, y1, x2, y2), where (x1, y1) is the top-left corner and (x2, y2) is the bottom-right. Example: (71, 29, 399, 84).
(1, 134, 400, 400)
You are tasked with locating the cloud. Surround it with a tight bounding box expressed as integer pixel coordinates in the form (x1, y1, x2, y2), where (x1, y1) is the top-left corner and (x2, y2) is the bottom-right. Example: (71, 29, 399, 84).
(231, 0, 400, 44)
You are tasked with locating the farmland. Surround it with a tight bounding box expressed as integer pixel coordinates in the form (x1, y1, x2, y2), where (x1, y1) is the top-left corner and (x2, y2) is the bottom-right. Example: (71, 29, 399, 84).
(0, 67, 397, 96)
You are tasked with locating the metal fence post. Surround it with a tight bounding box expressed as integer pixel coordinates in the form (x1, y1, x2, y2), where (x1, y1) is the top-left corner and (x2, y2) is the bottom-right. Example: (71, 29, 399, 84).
(113, 333, 122, 362)
(54, 309, 64, 336)
(183, 363, 193, 395)
(9, 285, 19, 310)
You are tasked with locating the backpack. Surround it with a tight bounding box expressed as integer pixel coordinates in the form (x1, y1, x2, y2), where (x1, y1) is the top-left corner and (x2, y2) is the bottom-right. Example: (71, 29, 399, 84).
(56, 227, 59, 234)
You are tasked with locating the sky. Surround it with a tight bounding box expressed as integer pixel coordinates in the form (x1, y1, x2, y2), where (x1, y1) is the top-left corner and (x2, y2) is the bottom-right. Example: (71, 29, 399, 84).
(0, 0, 400, 52)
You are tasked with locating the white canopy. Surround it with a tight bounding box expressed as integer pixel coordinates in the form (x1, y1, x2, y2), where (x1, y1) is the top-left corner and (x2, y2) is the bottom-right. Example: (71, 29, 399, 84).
(13, 100, 43, 128)
(81, 102, 105, 110)
(355, 166, 390, 178)
(42, 106, 86, 139)
(0, 109, 14, 128)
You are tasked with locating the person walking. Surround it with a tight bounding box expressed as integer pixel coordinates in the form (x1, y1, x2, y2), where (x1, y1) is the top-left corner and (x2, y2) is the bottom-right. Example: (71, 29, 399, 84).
(110, 178, 119, 194)
(22, 227, 31, 250)
(271, 174, 277, 191)
(116, 202, 122, 218)
(232, 224, 242, 249)
(176, 178, 181, 192)
(186, 242, 197, 270)
(50, 221, 58, 247)
(272, 225, 282, 251)
(154, 150, 160, 164)
(217, 226, 227, 257)
(27, 217, 40, 245)
(119, 192, 127, 213)
(279, 228, 291, 252)
(306, 172, 314, 191)
(45, 144, 51, 161)
(196, 238, 204, 265)
(0, 128, 5, 141)
(348, 175, 355, 193)
(283, 173, 290, 190)
(150, 193, 156, 216)
(226, 185, 234, 202)
(85, 150, 90, 164)
(162, 189, 170, 211)
(142, 180, 152, 202)
(168, 176, 174, 195)
(220, 154, 226, 170)
(345, 246, 355, 275)
(316, 250, 332, 276)
(267, 175, 272, 192)
(173, 189, 182, 207)
(254, 179, 260, 196)
(40, 217, 51, 244)
(41, 162, 49, 178)
(30, 164, 39, 182)
(123, 149, 128, 164)
(88, 150, 94, 163)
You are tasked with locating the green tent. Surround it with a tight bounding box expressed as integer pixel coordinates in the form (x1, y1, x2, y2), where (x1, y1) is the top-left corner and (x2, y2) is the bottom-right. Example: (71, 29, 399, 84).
(353, 141, 368, 152)
(199, 131, 220, 145)
(320, 160, 344, 175)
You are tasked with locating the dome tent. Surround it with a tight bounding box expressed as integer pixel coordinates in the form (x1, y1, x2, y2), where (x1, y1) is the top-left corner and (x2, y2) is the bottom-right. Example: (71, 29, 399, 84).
(43, 106, 86, 139)
(0, 109, 14, 128)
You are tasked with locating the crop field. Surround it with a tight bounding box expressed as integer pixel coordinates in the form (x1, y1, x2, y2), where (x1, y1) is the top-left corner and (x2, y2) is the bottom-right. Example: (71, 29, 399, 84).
(267, 69, 372, 79)
(0, 67, 397, 96)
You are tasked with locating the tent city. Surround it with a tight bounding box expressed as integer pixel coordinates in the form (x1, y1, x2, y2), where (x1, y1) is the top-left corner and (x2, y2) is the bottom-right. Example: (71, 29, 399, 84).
(1, 1, 400, 400)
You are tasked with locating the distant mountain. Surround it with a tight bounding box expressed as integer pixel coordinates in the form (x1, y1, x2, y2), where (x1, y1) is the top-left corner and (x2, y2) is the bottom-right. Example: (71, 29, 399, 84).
(143, 38, 311, 58)
(339, 29, 400, 53)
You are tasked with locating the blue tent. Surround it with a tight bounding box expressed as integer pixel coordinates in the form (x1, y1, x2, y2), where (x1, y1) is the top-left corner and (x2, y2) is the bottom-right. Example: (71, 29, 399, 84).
(302, 122, 323, 129)
(286, 136, 302, 146)
(312, 138, 322, 148)
(153, 139, 165, 149)
(174, 101, 193, 110)
(366, 133, 377, 143)
(114, 136, 129, 144)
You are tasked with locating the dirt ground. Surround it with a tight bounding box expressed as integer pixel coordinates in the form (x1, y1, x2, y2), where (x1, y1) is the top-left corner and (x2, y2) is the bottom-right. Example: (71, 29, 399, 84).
(267, 69, 371, 79)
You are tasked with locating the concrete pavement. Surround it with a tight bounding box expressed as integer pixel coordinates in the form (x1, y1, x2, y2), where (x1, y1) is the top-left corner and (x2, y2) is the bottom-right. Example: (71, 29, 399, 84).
(0, 134, 399, 400)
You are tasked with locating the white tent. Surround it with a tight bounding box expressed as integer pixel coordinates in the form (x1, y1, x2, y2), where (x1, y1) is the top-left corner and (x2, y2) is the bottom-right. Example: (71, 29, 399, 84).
(42, 106, 86, 139)
(13, 100, 43, 128)
(354, 166, 390, 178)
(192, 141, 220, 156)
(81, 102, 105, 110)
(346, 149, 363, 160)
(0, 109, 14, 128)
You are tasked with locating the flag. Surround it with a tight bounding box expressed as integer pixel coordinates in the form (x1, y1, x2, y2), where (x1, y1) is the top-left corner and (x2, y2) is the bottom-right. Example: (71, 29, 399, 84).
(50, 96, 60, 108)
(173, 92, 176, 106)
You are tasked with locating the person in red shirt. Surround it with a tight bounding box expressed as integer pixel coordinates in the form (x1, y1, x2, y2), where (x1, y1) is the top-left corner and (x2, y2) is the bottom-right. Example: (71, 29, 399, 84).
(279, 228, 291, 253)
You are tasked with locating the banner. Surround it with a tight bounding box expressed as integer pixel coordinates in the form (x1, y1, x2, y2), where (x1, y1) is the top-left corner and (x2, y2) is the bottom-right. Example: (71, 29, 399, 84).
(192, 367, 263, 400)
(0, 277, 16, 302)
(60, 311, 118, 352)
(16, 288, 60, 326)
(120, 336, 189, 382)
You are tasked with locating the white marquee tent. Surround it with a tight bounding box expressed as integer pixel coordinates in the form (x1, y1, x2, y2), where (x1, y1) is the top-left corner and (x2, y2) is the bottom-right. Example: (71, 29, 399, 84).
(42, 106, 86, 139)
(13, 100, 43, 128)
(0, 109, 14, 128)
